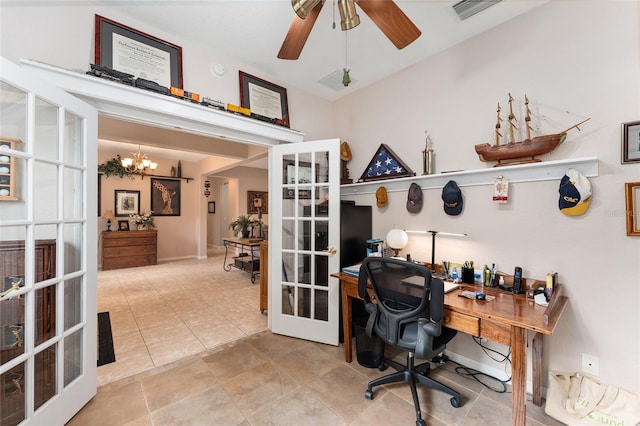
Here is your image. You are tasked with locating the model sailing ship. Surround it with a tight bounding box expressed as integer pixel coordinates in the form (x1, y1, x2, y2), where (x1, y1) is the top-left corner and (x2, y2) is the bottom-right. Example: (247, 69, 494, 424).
(474, 94, 590, 166)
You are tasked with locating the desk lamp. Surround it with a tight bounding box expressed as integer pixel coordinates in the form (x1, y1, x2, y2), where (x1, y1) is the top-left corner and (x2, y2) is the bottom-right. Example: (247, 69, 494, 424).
(102, 210, 115, 232)
(386, 228, 408, 258)
(405, 230, 467, 273)
(428, 230, 467, 273)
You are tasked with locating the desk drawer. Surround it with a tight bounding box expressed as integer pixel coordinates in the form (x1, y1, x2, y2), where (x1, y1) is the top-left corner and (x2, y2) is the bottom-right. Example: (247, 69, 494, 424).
(443, 309, 479, 336)
(479, 319, 511, 345)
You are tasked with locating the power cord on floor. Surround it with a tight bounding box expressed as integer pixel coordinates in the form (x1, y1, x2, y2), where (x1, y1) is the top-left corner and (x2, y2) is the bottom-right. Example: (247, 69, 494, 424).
(447, 337, 512, 394)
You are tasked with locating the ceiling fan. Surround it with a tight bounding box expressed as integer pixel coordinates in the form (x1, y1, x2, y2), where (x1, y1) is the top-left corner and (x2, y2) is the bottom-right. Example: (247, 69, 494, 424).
(278, 0, 422, 60)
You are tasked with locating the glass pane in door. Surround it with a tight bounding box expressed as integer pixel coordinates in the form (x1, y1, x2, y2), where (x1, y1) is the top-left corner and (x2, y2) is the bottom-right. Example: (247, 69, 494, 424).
(33, 161, 58, 222)
(1, 363, 26, 424)
(64, 330, 82, 386)
(33, 97, 59, 161)
(0, 81, 27, 145)
(33, 345, 56, 410)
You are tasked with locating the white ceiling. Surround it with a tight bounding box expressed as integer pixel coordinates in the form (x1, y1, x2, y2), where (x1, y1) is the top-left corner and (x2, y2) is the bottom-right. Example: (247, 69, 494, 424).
(95, 0, 547, 165)
(99, 0, 545, 101)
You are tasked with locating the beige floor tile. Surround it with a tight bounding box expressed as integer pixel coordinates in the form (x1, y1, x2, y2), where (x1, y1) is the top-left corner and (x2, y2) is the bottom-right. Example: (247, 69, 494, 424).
(246, 331, 311, 359)
(113, 329, 147, 357)
(247, 387, 345, 426)
(203, 340, 269, 381)
(97, 348, 154, 386)
(220, 360, 300, 417)
(271, 341, 345, 384)
(141, 358, 217, 412)
(150, 384, 245, 426)
(350, 391, 440, 426)
(67, 381, 148, 426)
(192, 322, 248, 349)
(146, 333, 206, 367)
(306, 365, 374, 423)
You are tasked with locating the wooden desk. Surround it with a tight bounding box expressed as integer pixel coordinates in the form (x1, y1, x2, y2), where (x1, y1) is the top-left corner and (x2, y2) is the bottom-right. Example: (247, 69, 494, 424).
(334, 271, 568, 426)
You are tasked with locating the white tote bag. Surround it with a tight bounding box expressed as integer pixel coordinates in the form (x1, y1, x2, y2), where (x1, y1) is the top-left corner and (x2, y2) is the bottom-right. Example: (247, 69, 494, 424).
(545, 371, 640, 425)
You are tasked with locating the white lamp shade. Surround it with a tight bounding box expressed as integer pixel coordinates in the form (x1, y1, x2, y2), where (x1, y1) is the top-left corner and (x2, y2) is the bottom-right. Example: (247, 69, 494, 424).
(386, 229, 408, 251)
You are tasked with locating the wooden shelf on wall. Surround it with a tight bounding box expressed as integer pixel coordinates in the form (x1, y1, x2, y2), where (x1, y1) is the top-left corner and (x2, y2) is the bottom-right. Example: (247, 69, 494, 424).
(139, 174, 193, 182)
(340, 156, 598, 196)
(98, 172, 193, 182)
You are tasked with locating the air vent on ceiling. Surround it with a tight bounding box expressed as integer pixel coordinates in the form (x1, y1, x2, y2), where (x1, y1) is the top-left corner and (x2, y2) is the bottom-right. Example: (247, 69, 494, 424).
(453, 0, 501, 20)
(318, 69, 357, 91)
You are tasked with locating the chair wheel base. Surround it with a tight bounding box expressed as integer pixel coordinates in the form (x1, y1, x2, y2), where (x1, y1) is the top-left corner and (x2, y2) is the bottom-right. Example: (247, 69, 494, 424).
(364, 389, 373, 400)
(450, 396, 461, 408)
(416, 419, 426, 426)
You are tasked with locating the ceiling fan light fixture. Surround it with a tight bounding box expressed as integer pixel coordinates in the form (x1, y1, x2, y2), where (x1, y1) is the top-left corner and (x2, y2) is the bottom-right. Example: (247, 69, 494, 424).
(292, 0, 323, 19)
(338, 0, 360, 31)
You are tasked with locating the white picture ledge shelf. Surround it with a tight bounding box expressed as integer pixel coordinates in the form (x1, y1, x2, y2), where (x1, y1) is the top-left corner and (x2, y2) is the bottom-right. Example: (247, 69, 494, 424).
(340, 156, 599, 196)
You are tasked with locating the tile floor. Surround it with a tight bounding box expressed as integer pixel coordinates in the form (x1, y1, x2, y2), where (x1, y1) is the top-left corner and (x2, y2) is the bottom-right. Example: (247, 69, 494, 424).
(69, 254, 563, 425)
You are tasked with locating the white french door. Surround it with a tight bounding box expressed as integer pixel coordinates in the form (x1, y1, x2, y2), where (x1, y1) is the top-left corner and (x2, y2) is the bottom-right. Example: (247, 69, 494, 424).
(269, 139, 341, 345)
(0, 57, 97, 425)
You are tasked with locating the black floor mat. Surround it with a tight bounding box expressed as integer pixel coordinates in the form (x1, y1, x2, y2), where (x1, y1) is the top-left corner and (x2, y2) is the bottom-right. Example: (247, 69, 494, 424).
(97, 312, 116, 367)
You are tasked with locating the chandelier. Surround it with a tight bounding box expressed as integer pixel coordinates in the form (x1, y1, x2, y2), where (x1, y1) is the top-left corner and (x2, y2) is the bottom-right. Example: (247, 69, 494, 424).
(121, 146, 157, 175)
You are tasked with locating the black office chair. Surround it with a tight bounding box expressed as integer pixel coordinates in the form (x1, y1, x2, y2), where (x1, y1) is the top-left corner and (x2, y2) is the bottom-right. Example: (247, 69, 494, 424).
(358, 257, 461, 426)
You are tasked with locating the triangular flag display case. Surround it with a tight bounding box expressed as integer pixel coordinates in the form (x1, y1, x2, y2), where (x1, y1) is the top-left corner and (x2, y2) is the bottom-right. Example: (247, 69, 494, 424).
(358, 144, 416, 182)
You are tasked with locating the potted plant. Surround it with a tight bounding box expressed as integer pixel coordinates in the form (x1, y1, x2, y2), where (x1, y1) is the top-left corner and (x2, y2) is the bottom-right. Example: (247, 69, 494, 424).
(229, 214, 257, 238)
(129, 211, 155, 230)
(98, 155, 133, 179)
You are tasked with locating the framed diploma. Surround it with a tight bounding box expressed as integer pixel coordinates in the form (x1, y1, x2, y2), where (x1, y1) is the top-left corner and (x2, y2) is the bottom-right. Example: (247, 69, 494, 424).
(94, 15, 183, 89)
(239, 71, 290, 128)
(622, 120, 640, 164)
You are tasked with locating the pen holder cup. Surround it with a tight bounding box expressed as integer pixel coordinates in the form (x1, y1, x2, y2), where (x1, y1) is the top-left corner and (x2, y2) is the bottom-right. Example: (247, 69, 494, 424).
(461, 267, 475, 284)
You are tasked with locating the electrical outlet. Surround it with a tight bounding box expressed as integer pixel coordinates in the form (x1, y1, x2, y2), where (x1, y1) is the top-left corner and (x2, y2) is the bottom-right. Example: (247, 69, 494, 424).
(582, 353, 599, 376)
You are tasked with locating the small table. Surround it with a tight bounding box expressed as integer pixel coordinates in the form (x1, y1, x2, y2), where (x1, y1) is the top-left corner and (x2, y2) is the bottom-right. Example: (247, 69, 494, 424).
(223, 237, 263, 283)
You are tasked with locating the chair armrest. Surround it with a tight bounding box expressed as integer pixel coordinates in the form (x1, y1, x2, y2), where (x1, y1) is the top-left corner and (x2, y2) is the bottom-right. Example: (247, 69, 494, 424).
(415, 318, 442, 359)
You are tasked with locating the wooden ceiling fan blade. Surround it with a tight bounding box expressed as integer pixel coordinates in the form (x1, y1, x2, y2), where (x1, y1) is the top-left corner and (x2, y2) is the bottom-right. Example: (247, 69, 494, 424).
(277, 2, 324, 60)
(357, 0, 421, 50)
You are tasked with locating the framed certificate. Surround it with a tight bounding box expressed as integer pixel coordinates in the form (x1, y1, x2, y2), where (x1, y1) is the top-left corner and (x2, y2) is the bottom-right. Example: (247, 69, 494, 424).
(94, 14, 183, 89)
(239, 71, 290, 128)
(622, 120, 640, 164)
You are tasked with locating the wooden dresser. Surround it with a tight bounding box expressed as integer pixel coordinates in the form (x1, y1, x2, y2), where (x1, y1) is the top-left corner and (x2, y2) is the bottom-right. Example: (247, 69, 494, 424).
(101, 230, 157, 270)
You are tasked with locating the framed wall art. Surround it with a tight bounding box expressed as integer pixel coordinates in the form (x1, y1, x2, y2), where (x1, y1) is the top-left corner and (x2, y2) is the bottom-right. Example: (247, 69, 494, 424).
(239, 71, 290, 127)
(622, 120, 640, 163)
(625, 182, 640, 236)
(151, 178, 181, 216)
(114, 190, 140, 217)
(94, 14, 183, 89)
(247, 191, 268, 214)
(208, 201, 216, 214)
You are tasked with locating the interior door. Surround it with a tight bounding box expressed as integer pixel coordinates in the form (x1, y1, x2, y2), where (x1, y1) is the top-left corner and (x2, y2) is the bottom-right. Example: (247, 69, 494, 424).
(0, 57, 98, 425)
(269, 139, 340, 345)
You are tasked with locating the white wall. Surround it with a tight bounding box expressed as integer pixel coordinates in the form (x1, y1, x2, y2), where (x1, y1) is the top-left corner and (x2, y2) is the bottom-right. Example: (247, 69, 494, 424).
(334, 1, 640, 392)
(98, 150, 198, 262)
